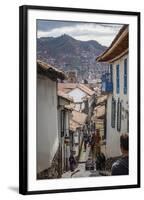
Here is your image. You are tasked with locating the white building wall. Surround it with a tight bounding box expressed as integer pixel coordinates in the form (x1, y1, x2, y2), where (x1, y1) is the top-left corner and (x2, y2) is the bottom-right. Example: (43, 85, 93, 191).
(68, 87, 86, 103)
(106, 54, 129, 158)
(37, 76, 59, 173)
(73, 130, 79, 157)
(68, 88, 86, 111)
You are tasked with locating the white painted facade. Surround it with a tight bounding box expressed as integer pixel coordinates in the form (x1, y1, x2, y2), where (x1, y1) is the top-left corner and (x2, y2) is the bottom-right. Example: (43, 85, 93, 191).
(73, 129, 80, 157)
(68, 87, 85, 111)
(106, 54, 129, 158)
(67, 87, 95, 116)
(37, 75, 59, 173)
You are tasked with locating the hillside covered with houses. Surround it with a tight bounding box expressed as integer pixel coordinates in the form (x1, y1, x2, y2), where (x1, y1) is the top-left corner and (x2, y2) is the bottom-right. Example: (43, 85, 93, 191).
(37, 34, 109, 82)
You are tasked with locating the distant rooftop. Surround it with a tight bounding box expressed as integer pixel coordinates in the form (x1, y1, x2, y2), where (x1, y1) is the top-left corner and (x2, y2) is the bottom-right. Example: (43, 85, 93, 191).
(58, 91, 73, 102)
(70, 110, 88, 131)
(58, 83, 95, 96)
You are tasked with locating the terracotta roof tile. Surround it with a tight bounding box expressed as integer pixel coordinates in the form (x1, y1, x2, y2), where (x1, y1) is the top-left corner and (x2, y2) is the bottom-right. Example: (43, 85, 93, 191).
(96, 95, 108, 105)
(58, 83, 95, 96)
(37, 60, 66, 80)
(93, 105, 105, 119)
(71, 110, 87, 125)
(58, 91, 73, 102)
(70, 120, 80, 131)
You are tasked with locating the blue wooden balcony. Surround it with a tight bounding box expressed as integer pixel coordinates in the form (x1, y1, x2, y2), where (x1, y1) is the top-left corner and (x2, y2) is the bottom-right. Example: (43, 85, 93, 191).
(101, 73, 113, 93)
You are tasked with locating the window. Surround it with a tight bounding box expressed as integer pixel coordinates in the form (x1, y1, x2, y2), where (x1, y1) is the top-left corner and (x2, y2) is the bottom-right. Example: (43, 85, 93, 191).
(61, 110, 65, 137)
(111, 97, 116, 128)
(124, 58, 127, 94)
(110, 64, 113, 82)
(116, 64, 120, 94)
(117, 98, 122, 132)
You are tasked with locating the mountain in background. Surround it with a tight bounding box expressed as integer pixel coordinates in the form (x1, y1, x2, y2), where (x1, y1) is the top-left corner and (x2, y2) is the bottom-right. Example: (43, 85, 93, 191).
(37, 34, 109, 82)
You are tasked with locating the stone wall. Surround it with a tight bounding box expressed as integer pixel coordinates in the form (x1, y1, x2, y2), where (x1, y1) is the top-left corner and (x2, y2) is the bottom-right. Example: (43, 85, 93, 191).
(37, 147, 61, 179)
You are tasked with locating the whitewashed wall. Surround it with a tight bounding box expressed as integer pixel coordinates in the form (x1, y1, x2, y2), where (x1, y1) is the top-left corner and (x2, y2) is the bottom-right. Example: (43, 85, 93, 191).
(37, 75, 59, 173)
(106, 54, 129, 158)
(68, 88, 86, 111)
(68, 88, 86, 103)
(73, 130, 79, 157)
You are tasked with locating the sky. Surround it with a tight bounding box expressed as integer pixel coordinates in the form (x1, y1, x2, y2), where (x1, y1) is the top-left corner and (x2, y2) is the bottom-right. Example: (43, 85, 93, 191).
(37, 20, 123, 47)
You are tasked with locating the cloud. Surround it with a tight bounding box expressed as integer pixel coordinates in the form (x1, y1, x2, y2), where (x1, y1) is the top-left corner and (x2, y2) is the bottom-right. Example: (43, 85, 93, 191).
(37, 21, 123, 46)
(37, 20, 76, 32)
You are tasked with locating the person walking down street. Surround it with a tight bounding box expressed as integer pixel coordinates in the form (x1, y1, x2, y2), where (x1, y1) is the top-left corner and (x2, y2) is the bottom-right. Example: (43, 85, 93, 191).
(111, 133, 129, 175)
(87, 133, 91, 146)
(95, 129, 101, 157)
(83, 133, 88, 152)
(90, 133, 96, 160)
(84, 139, 87, 152)
(69, 153, 76, 172)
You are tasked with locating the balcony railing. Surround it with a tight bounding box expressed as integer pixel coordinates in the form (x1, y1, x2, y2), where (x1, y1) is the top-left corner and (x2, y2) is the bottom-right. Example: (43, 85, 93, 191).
(101, 73, 113, 93)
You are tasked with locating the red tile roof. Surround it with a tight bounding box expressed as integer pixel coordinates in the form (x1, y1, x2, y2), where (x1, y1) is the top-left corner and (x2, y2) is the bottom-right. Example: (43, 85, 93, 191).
(58, 91, 73, 102)
(58, 83, 77, 93)
(71, 110, 87, 125)
(70, 110, 88, 131)
(58, 83, 95, 96)
(37, 60, 67, 80)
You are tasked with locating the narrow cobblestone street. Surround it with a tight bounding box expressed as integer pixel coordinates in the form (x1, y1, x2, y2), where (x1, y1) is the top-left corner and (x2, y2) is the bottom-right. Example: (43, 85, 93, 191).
(62, 143, 101, 178)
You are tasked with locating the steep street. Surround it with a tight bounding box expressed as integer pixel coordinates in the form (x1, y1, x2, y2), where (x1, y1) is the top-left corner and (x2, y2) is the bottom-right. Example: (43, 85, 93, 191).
(62, 143, 100, 178)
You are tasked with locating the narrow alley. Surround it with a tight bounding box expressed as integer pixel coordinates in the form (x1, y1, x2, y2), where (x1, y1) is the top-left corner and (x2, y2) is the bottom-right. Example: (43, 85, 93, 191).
(62, 142, 107, 178)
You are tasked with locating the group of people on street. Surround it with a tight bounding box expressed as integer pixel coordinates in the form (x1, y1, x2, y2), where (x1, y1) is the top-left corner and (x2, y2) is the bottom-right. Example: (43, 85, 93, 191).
(83, 129, 106, 171)
(91, 129, 106, 170)
(69, 127, 129, 176)
(86, 130, 129, 175)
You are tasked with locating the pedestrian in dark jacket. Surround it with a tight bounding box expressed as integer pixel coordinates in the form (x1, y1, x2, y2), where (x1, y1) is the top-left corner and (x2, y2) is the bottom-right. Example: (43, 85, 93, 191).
(69, 154, 76, 172)
(95, 152, 106, 170)
(83, 134, 88, 151)
(95, 129, 101, 156)
(111, 133, 129, 175)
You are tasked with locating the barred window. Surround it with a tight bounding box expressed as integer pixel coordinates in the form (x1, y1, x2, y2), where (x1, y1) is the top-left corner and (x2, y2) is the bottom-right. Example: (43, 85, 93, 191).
(117, 98, 122, 132)
(111, 97, 116, 128)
